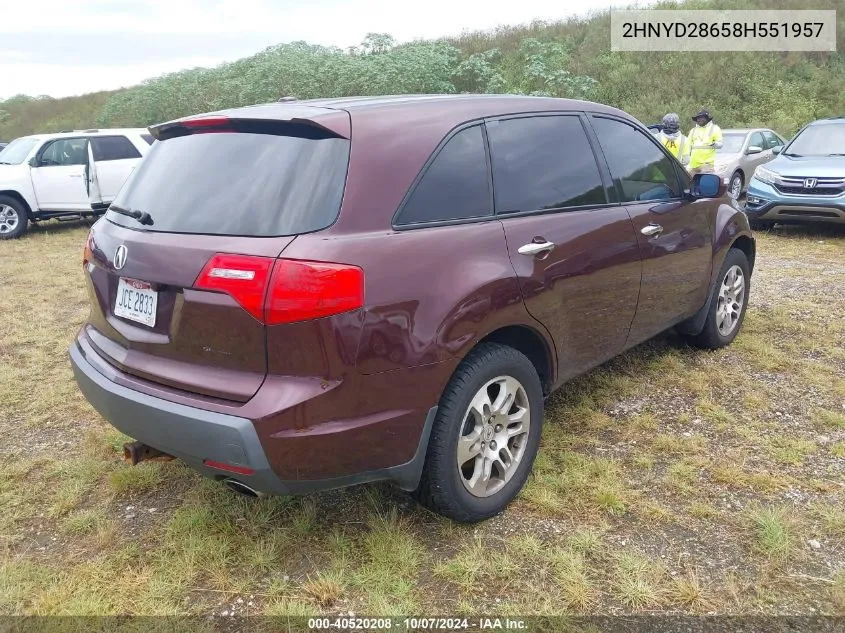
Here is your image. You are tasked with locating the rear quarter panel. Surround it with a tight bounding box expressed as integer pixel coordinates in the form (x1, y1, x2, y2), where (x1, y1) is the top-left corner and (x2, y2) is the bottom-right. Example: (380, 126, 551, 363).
(260, 220, 553, 479)
(281, 221, 552, 382)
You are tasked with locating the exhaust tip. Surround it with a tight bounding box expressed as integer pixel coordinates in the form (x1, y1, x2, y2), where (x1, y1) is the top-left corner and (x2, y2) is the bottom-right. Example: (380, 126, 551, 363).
(223, 478, 265, 499)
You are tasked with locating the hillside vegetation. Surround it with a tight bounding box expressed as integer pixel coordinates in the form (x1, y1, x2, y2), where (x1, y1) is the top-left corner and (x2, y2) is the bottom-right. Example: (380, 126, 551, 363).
(2, 0, 844, 141)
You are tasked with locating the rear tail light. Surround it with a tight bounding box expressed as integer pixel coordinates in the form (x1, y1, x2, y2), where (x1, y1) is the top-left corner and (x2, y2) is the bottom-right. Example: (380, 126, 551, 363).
(195, 254, 274, 321)
(83, 231, 94, 268)
(195, 254, 364, 325)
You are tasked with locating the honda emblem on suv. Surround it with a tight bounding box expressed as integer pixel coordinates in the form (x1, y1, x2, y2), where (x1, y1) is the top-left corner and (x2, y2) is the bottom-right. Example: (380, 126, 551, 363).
(113, 245, 128, 270)
(804, 178, 818, 189)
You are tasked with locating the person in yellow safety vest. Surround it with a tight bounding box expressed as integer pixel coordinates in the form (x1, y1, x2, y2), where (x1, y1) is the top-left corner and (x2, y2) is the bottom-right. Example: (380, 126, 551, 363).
(687, 108, 723, 174)
(657, 113, 689, 165)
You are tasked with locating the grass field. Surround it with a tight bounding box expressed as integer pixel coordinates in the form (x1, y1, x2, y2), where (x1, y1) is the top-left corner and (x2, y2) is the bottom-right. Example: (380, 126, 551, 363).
(1, 220, 844, 620)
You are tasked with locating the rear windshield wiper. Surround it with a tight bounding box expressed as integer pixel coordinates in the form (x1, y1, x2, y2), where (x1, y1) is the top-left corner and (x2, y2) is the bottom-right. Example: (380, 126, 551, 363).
(828, 153, 845, 156)
(782, 152, 803, 157)
(109, 204, 154, 226)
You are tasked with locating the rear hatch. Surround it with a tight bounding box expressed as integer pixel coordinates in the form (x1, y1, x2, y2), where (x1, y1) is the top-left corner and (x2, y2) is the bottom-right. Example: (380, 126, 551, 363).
(83, 109, 353, 402)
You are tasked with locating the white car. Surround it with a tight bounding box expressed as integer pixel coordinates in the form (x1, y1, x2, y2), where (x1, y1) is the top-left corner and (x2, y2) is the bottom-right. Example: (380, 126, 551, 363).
(0, 128, 153, 239)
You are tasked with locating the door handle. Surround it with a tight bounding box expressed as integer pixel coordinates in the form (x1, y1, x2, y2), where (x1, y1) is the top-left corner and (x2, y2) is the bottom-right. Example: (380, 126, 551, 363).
(69, 174, 83, 178)
(641, 224, 663, 237)
(518, 241, 555, 256)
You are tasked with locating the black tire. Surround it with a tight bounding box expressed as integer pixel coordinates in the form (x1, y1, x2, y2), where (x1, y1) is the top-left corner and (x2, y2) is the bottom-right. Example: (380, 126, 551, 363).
(749, 219, 774, 231)
(414, 343, 543, 523)
(684, 248, 750, 350)
(728, 172, 743, 200)
(0, 195, 29, 240)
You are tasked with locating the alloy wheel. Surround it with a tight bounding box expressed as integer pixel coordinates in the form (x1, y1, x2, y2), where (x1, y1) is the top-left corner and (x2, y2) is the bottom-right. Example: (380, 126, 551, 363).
(456, 375, 531, 498)
(0, 204, 19, 235)
(729, 175, 742, 200)
(717, 264, 745, 336)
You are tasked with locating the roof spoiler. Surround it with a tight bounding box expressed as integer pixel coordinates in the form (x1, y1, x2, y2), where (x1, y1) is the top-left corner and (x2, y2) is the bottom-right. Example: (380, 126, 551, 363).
(150, 115, 348, 141)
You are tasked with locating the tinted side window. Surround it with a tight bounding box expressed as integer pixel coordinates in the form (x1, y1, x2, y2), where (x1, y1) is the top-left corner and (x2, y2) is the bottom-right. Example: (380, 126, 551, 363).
(762, 131, 783, 149)
(487, 115, 606, 213)
(39, 138, 88, 166)
(749, 131, 765, 150)
(91, 136, 142, 161)
(396, 126, 490, 225)
(591, 117, 681, 202)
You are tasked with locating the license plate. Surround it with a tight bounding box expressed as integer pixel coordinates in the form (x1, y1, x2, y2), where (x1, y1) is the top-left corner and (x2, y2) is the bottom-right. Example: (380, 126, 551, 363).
(114, 277, 157, 327)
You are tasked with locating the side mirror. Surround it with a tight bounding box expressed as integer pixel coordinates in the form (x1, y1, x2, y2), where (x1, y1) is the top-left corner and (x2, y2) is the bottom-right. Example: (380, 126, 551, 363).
(746, 145, 763, 155)
(771, 146, 782, 155)
(28, 156, 39, 167)
(690, 173, 721, 198)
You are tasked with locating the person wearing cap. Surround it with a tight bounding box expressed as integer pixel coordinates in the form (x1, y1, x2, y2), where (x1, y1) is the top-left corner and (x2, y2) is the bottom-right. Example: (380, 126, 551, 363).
(657, 113, 689, 165)
(687, 108, 723, 174)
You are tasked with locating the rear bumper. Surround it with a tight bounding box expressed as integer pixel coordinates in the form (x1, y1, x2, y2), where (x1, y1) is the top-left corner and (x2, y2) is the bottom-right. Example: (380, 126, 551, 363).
(745, 179, 845, 224)
(69, 339, 437, 495)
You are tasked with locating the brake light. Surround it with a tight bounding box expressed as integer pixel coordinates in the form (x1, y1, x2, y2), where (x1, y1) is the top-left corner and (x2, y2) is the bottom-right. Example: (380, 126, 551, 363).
(194, 254, 364, 325)
(266, 259, 364, 325)
(183, 116, 230, 127)
(195, 254, 274, 321)
(83, 231, 94, 268)
(182, 116, 232, 134)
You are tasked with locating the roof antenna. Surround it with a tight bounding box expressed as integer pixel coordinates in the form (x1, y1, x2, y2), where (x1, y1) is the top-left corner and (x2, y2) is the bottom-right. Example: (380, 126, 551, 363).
(277, 96, 298, 102)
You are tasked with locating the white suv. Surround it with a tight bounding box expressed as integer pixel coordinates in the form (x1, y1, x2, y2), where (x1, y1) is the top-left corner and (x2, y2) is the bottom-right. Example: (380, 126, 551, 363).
(0, 129, 153, 239)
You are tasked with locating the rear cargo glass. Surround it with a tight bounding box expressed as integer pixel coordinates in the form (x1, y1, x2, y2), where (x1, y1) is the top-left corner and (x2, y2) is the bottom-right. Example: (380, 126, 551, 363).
(107, 131, 349, 236)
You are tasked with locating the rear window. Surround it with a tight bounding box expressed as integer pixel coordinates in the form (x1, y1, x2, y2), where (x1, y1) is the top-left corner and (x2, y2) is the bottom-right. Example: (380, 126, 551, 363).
(107, 131, 349, 236)
(487, 115, 606, 213)
(91, 135, 141, 161)
(395, 125, 491, 226)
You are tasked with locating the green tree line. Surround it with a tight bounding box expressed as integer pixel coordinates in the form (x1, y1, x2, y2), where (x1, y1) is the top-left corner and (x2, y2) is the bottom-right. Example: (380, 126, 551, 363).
(2, 0, 843, 142)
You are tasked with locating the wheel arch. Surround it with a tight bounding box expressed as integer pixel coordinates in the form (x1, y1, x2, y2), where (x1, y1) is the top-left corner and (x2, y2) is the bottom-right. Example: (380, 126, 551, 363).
(0, 190, 34, 219)
(474, 324, 555, 397)
(679, 220, 756, 337)
(730, 234, 756, 272)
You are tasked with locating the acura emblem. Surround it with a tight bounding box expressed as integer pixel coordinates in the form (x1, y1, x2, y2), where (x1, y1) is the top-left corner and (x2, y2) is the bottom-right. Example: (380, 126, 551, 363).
(804, 178, 818, 189)
(113, 245, 128, 270)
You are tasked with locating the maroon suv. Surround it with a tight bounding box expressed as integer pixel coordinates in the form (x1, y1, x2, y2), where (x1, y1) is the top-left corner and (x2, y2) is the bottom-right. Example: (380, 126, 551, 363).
(70, 95, 754, 522)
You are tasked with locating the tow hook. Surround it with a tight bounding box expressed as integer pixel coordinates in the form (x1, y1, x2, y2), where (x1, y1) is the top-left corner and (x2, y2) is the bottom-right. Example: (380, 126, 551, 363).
(123, 441, 174, 466)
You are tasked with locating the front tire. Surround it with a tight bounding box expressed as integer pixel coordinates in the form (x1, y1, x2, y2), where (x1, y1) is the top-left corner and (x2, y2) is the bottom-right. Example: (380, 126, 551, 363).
(683, 248, 750, 350)
(728, 172, 744, 200)
(0, 196, 28, 240)
(414, 343, 543, 523)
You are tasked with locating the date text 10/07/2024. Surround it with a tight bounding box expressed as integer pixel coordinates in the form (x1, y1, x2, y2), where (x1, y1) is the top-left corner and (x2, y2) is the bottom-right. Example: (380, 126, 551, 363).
(307, 617, 528, 630)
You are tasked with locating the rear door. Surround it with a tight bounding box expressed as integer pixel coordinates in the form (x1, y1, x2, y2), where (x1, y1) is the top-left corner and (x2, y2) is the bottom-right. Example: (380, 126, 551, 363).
(29, 137, 91, 210)
(489, 113, 642, 380)
(90, 135, 143, 202)
(587, 115, 713, 346)
(84, 113, 351, 401)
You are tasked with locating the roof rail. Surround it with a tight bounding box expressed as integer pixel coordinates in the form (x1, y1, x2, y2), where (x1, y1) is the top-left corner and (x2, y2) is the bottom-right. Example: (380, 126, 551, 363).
(277, 96, 297, 102)
(81, 129, 99, 133)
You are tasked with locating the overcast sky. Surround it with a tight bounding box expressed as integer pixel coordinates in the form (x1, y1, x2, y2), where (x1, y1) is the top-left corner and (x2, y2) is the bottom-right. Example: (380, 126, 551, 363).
(2, 0, 624, 99)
